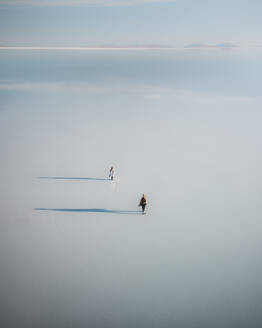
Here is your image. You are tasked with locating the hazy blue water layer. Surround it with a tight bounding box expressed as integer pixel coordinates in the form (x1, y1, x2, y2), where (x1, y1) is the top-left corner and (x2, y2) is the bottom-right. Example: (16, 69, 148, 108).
(0, 50, 262, 97)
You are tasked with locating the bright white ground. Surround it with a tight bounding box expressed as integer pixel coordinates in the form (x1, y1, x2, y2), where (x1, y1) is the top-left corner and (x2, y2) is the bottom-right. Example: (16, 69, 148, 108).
(1, 50, 262, 327)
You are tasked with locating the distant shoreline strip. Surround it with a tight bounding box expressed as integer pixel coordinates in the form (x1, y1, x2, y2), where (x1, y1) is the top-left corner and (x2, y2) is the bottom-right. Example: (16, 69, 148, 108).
(0, 46, 181, 51)
(0, 46, 219, 51)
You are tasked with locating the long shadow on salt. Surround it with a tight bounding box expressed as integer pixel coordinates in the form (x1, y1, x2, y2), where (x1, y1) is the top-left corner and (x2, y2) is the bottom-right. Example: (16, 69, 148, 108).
(35, 208, 141, 215)
(39, 177, 109, 181)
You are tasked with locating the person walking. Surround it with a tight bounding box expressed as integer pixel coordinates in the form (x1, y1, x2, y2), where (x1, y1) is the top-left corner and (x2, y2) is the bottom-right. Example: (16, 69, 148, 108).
(139, 194, 148, 214)
(109, 166, 115, 180)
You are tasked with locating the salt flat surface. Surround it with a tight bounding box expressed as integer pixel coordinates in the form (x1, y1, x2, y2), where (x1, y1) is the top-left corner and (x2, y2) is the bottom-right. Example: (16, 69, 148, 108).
(1, 50, 262, 327)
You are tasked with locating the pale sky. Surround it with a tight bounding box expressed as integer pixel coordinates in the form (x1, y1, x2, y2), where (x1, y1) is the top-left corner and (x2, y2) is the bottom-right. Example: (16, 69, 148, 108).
(0, 0, 262, 47)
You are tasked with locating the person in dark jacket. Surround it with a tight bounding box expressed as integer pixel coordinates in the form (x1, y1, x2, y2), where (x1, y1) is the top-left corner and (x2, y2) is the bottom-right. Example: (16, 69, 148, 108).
(139, 194, 148, 214)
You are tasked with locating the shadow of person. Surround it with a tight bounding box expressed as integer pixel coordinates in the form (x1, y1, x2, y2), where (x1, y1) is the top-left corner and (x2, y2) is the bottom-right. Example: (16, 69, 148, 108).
(39, 177, 110, 181)
(35, 208, 141, 215)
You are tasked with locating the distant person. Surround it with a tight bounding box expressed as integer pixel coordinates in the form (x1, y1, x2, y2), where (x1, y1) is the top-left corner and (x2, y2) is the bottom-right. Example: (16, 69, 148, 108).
(139, 194, 148, 214)
(109, 166, 115, 180)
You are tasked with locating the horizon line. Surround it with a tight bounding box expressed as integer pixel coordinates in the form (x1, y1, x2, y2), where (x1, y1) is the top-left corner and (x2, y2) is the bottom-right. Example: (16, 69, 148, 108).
(0, 46, 185, 51)
(0, 46, 245, 52)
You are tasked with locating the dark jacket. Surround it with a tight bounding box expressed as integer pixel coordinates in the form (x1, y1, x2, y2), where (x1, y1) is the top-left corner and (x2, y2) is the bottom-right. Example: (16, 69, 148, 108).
(139, 197, 147, 207)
